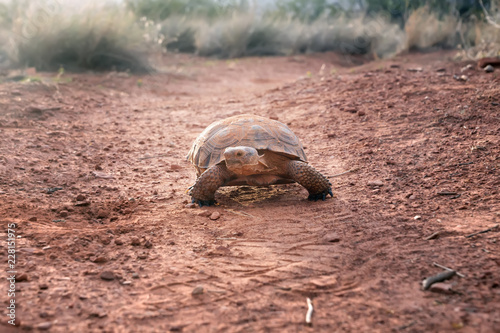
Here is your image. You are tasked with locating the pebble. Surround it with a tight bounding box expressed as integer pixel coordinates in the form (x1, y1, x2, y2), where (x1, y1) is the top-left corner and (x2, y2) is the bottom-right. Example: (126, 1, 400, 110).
(28, 216, 37, 222)
(16, 273, 28, 282)
(169, 164, 183, 171)
(192, 285, 204, 295)
(414, 215, 422, 220)
(429, 283, 454, 294)
(132, 273, 140, 279)
(197, 210, 211, 217)
(357, 110, 366, 116)
(130, 236, 141, 246)
(96, 209, 109, 219)
(122, 281, 132, 285)
(76, 194, 86, 201)
(90, 256, 107, 263)
(115, 238, 124, 245)
(36, 322, 52, 330)
(75, 201, 90, 207)
(59, 210, 69, 218)
(39, 283, 49, 290)
(484, 65, 494, 73)
(144, 240, 153, 248)
(323, 232, 340, 243)
(367, 180, 384, 187)
(100, 271, 115, 281)
(185, 203, 196, 209)
(210, 211, 221, 220)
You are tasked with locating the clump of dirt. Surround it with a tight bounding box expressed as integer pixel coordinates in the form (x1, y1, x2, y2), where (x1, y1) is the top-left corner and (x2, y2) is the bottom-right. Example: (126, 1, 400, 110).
(0, 51, 498, 332)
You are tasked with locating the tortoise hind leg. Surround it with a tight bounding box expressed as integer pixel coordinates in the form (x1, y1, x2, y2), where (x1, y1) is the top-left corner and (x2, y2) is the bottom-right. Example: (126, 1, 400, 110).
(286, 160, 333, 201)
(188, 164, 233, 207)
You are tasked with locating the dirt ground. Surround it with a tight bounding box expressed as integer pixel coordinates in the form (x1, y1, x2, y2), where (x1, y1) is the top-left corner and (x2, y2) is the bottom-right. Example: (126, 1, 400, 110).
(0, 51, 499, 333)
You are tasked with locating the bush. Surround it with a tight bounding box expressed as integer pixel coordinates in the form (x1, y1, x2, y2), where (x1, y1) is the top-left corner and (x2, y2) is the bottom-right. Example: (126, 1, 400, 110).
(6, 1, 154, 72)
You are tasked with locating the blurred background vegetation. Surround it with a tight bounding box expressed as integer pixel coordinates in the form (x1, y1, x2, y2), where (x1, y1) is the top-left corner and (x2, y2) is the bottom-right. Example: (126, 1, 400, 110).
(0, 0, 498, 72)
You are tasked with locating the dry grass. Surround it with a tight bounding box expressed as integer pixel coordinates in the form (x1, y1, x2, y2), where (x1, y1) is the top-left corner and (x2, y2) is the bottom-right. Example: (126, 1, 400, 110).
(404, 6, 459, 50)
(4, 1, 154, 72)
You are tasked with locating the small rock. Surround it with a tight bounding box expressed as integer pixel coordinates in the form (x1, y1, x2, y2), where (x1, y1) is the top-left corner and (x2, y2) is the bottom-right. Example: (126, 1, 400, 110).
(169, 164, 182, 171)
(198, 210, 211, 217)
(209, 211, 221, 220)
(185, 203, 196, 209)
(28, 216, 37, 222)
(76, 194, 86, 201)
(75, 201, 90, 207)
(367, 180, 384, 187)
(484, 65, 494, 73)
(122, 280, 132, 285)
(115, 238, 124, 245)
(407, 67, 423, 72)
(59, 210, 69, 218)
(39, 283, 49, 290)
(132, 273, 140, 279)
(96, 209, 109, 219)
(414, 215, 422, 220)
(16, 273, 28, 282)
(144, 239, 153, 248)
(323, 232, 340, 243)
(436, 68, 446, 72)
(192, 285, 204, 296)
(461, 64, 474, 72)
(100, 271, 115, 281)
(429, 282, 454, 294)
(357, 110, 366, 116)
(36, 322, 52, 330)
(130, 236, 141, 246)
(90, 256, 107, 263)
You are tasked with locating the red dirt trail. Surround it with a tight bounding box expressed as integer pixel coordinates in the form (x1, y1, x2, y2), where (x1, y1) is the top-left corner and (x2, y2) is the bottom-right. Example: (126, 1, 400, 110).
(0, 51, 499, 332)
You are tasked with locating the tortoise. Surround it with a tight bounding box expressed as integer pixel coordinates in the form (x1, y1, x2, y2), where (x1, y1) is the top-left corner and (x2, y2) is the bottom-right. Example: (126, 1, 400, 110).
(187, 114, 332, 206)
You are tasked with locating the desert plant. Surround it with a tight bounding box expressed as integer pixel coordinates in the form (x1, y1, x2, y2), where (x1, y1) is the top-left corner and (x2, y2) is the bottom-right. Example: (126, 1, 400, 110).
(7, 1, 154, 72)
(404, 6, 459, 50)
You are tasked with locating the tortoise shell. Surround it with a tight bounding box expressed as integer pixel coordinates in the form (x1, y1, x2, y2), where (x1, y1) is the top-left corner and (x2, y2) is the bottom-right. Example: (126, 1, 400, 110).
(187, 114, 307, 169)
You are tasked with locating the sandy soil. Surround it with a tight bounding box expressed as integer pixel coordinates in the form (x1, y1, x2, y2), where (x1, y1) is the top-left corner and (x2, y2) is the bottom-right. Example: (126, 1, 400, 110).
(0, 51, 499, 333)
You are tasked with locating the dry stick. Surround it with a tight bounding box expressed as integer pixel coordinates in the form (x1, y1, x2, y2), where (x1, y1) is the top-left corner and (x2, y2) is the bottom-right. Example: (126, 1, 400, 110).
(466, 224, 499, 238)
(433, 262, 465, 278)
(138, 154, 169, 160)
(330, 167, 360, 178)
(479, 0, 500, 29)
(422, 270, 456, 290)
(305, 298, 313, 325)
(424, 231, 441, 240)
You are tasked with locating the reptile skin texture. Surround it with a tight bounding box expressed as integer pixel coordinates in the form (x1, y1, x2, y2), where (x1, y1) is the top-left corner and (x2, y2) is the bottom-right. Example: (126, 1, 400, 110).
(189, 164, 232, 205)
(286, 160, 333, 201)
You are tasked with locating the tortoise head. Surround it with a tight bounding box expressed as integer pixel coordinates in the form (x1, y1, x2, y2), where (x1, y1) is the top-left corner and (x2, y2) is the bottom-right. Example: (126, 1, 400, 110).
(223, 146, 259, 174)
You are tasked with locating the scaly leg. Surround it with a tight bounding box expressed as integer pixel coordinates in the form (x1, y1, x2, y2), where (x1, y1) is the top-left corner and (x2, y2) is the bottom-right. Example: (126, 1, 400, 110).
(188, 164, 233, 207)
(286, 160, 333, 201)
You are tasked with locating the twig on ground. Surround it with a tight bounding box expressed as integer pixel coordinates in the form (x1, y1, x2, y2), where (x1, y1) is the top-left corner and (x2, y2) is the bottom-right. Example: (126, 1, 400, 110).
(433, 262, 465, 278)
(138, 154, 169, 160)
(422, 270, 456, 290)
(465, 224, 499, 238)
(305, 298, 313, 325)
(330, 167, 360, 178)
(424, 231, 441, 240)
(224, 208, 254, 218)
(437, 191, 457, 196)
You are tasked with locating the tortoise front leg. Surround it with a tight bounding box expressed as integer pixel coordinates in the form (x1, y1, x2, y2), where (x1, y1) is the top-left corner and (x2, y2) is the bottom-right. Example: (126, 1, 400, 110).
(286, 160, 333, 201)
(188, 164, 233, 207)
